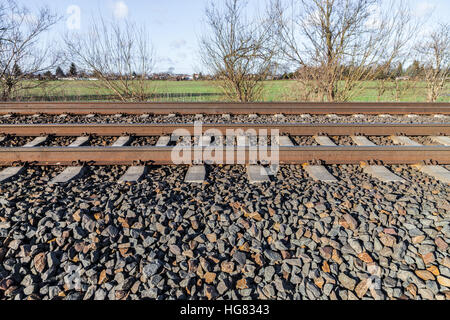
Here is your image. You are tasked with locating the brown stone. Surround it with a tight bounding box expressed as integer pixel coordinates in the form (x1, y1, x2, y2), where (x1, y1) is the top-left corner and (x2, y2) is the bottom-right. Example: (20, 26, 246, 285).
(281, 250, 290, 259)
(435, 237, 448, 251)
(442, 257, 450, 269)
(182, 250, 194, 258)
(239, 219, 250, 229)
(383, 228, 397, 235)
(421, 252, 435, 265)
(339, 218, 350, 229)
(406, 283, 417, 298)
(415, 270, 435, 281)
(33, 252, 46, 273)
(355, 279, 370, 298)
(332, 249, 343, 264)
(94, 212, 102, 220)
(314, 277, 325, 289)
(191, 220, 199, 230)
(209, 256, 220, 264)
(358, 252, 374, 263)
(305, 202, 315, 209)
(319, 246, 333, 260)
(437, 276, 450, 288)
(239, 242, 250, 252)
(98, 269, 107, 285)
(221, 261, 235, 274)
(204, 272, 217, 284)
(118, 217, 129, 228)
(379, 233, 396, 247)
(412, 235, 425, 244)
(206, 233, 217, 243)
(341, 200, 352, 209)
(245, 212, 263, 222)
(236, 278, 248, 290)
(322, 261, 330, 273)
(427, 265, 440, 276)
(299, 229, 309, 240)
(311, 231, 321, 244)
(119, 247, 130, 257)
(72, 210, 81, 222)
(343, 214, 358, 230)
(253, 253, 263, 267)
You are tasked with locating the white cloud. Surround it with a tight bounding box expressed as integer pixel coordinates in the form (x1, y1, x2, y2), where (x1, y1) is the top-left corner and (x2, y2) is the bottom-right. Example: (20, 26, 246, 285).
(415, 1, 435, 17)
(170, 39, 187, 50)
(113, 1, 129, 19)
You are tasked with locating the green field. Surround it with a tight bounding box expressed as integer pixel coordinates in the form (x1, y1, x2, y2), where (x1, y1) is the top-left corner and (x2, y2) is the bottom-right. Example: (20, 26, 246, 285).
(15, 80, 450, 102)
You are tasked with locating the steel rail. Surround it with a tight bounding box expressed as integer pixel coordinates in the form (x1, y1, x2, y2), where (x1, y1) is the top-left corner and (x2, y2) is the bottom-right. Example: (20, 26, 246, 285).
(0, 102, 449, 115)
(1, 123, 449, 136)
(0, 146, 448, 165)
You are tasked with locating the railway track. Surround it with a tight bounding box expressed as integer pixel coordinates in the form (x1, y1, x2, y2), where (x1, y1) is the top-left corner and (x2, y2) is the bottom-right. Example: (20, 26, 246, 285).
(0, 123, 448, 136)
(0, 122, 449, 184)
(0, 104, 448, 184)
(0, 101, 450, 115)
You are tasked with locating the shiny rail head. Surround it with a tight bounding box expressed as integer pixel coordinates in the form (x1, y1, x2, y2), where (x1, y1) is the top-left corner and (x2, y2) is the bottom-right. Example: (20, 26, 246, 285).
(0, 102, 449, 115)
(0, 146, 449, 166)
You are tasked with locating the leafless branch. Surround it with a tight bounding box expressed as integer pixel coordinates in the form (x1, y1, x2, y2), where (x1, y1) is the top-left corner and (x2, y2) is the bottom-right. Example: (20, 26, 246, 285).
(0, 0, 61, 101)
(199, 0, 278, 102)
(414, 23, 449, 102)
(64, 17, 155, 102)
(270, 0, 421, 101)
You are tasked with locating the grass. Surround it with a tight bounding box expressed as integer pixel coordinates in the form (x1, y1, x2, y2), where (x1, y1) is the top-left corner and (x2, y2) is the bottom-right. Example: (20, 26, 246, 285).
(13, 79, 450, 102)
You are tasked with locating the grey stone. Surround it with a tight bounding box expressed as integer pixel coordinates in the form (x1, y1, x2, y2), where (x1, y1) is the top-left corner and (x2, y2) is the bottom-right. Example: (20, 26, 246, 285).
(264, 250, 282, 263)
(233, 251, 247, 266)
(143, 260, 163, 278)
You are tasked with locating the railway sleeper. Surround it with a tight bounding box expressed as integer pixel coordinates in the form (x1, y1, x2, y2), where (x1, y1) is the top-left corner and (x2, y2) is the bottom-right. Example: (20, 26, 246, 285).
(390, 136, 450, 183)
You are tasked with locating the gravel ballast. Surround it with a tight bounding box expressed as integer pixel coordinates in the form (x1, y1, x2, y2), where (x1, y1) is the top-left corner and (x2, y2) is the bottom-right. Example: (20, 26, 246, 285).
(0, 163, 448, 300)
(0, 113, 449, 125)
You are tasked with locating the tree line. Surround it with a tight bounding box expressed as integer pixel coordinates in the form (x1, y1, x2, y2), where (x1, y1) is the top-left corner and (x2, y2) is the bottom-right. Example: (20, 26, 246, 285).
(0, 0, 448, 102)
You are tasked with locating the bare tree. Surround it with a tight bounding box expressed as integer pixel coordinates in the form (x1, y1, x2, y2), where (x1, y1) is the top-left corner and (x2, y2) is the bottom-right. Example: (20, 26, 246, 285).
(391, 77, 417, 102)
(415, 23, 449, 102)
(65, 18, 155, 102)
(270, 0, 420, 102)
(199, 0, 277, 102)
(0, 0, 61, 101)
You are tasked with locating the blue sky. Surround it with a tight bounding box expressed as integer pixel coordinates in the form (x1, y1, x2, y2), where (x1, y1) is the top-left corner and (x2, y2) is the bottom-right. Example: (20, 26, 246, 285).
(17, 0, 450, 74)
